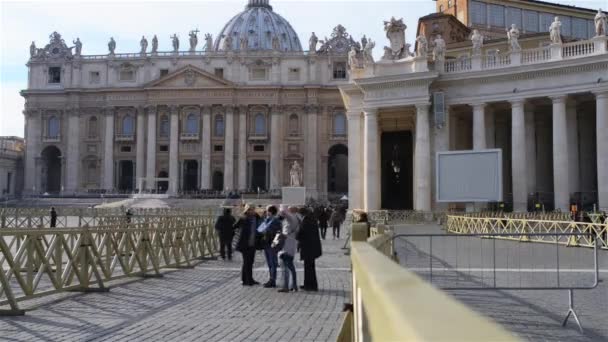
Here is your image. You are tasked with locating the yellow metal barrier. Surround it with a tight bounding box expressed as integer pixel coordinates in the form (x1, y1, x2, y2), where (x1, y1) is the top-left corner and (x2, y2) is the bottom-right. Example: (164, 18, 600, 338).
(446, 215, 608, 249)
(0, 216, 218, 315)
(343, 223, 517, 341)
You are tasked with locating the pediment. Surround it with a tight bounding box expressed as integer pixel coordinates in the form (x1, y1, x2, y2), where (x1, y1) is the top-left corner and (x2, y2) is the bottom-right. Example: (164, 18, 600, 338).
(146, 65, 234, 89)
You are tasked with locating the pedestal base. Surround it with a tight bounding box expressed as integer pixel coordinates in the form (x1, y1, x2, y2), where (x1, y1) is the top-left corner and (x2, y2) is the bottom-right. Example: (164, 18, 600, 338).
(282, 187, 306, 206)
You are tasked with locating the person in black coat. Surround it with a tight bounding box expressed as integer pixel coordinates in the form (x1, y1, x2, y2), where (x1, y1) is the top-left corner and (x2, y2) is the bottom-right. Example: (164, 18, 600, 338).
(296, 207, 322, 291)
(317, 206, 329, 240)
(215, 208, 236, 260)
(50, 207, 57, 228)
(234, 204, 262, 286)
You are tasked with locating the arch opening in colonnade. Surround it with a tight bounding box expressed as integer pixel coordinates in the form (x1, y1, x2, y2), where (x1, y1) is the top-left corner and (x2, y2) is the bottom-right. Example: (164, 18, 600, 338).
(40, 145, 62, 193)
(381, 131, 413, 210)
(328, 144, 348, 194)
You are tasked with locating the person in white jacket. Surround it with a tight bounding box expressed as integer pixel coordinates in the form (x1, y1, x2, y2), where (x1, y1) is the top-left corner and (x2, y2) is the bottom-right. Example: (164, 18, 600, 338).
(277, 206, 300, 292)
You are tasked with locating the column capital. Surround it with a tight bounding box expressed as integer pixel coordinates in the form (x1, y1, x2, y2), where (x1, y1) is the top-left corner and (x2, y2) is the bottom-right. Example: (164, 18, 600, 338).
(146, 104, 157, 113)
(550, 95, 568, 103)
(415, 103, 431, 112)
(471, 102, 486, 109)
(594, 90, 608, 100)
(223, 104, 235, 113)
(509, 98, 525, 107)
(363, 107, 378, 116)
(304, 104, 320, 114)
(270, 104, 282, 114)
(169, 105, 179, 115)
(201, 105, 212, 115)
(103, 106, 115, 116)
(238, 105, 248, 114)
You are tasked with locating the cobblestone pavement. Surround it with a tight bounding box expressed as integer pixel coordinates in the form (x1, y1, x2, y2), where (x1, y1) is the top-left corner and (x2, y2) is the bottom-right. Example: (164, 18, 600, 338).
(0, 238, 351, 342)
(394, 224, 608, 342)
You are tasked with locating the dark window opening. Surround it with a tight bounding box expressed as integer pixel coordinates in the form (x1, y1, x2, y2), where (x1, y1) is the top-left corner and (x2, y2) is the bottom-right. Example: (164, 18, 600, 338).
(214, 68, 224, 78)
(253, 145, 265, 152)
(159, 145, 169, 152)
(160, 69, 169, 77)
(214, 145, 224, 152)
(48, 67, 61, 83)
(120, 145, 132, 152)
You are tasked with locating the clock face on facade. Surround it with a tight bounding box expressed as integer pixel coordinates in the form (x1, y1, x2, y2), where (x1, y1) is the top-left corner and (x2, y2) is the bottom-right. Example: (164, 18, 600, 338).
(52, 47, 60, 55)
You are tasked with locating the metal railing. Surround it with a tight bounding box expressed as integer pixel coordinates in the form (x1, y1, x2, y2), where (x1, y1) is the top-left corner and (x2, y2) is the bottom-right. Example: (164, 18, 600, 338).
(0, 215, 219, 315)
(337, 223, 517, 341)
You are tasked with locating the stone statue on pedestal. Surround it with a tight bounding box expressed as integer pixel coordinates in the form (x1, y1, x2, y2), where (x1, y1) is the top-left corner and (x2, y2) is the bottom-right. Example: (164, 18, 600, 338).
(290, 161, 302, 187)
(471, 29, 483, 55)
(151, 35, 158, 53)
(272, 35, 280, 50)
(140, 36, 148, 54)
(416, 34, 428, 57)
(363, 39, 375, 64)
(433, 35, 445, 61)
(204, 34, 213, 52)
(382, 16, 407, 60)
(309, 32, 318, 53)
(348, 46, 358, 69)
(170, 34, 179, 52)
(596, 9, 607, 36)
(240, 36, 248, 51)
(223, 35, 233, 51)
(549, 17, 562, 44)
(189, 29, 199, 51)
(72, 38, 82, 56)
(108, 37, 116, 54)
(30, 41, 36, 58)
(507, 24, 521, 51)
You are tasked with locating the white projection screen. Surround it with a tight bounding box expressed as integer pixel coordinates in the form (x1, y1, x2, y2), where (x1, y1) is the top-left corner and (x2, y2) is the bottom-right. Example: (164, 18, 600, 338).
(436, 149, 503, 202)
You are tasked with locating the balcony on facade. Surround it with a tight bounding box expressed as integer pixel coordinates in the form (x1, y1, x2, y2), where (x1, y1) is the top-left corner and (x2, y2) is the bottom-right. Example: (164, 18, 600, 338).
(180, 132, 199, 141)
(114, 134, 135, 142)
(248, 133, 268, 141)
(42, 135, 61, 143)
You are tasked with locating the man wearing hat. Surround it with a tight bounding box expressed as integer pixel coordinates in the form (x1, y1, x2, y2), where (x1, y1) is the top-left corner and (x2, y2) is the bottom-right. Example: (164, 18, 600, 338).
(234, 203, 262, 286)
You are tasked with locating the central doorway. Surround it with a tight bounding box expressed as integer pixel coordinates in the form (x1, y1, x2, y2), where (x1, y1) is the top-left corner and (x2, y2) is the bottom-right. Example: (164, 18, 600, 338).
(381, 131, 413, 209)
(41, 146, 62, 193)
(183, 160, 198, 191)
(251, 160, 267, 191)
(118, 160, 134, 191)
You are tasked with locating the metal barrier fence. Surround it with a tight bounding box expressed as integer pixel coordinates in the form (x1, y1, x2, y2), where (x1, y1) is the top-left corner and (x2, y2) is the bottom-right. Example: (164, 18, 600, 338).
(392, 232, 600, 333)
(0, 216, 219, 315)
(446, 215, 608, 249)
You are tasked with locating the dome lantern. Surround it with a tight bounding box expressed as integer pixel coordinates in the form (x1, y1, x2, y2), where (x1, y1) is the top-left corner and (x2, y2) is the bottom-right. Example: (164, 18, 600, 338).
(247, 0, 272, 9)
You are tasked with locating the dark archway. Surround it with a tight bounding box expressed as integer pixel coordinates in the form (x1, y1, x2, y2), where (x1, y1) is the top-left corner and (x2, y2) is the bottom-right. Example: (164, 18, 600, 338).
(212, 171, 224, 191)
(381, 131, 413, 210)
(157, 171, 168, 193)
(183, 160, 198, 191)
(118, 160, 134, 191)
(41, 146, 62, 193)
(328, 144, 348, 193)
(251, 160, 267, 191)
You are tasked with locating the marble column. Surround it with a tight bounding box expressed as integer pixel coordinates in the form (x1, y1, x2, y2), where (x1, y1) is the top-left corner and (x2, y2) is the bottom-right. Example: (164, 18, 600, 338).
(238, 106, 247, 190)
(414, 104, 432, 212)
(103, 107, 114, 190)
(200, 106, 211, 189)
(566, 101, 579, 195)
(472, 103, 486, 150)
(363, 108, 380, 211)
(24, 110, 40, 193)
(270, 106, 281, 190)
(223, 105, 235, 191)
(168, 105, 179, 195)
(347, 111, 363, 209)
(551, 95, 570, 211)
(65, 108, 80, 192)
(135, 106, 145, 190)
(524, 106, 537, 195)
(145, 105, 157, 189)
(596, 91, 608, 209)
(305, 105, 319, 198)
(510, 99, 527, 212)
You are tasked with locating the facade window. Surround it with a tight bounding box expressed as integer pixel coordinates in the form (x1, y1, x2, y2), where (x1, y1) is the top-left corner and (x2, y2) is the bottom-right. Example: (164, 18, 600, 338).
(488, 4, 505, 27)
(560, 16, 572, 37)
(214, 145, 224, 152)
(214, 115, 224, 137)
(288, 114, 299, 134)
(47, 116, 60, 137)
(540, 13, 553, 32)
(89, 71, 100, 84)
(250, 67, 267, 81)
(506, 8, 522, 30)
(119, 67, 135, 81)
(48, 67, 61, 83)
(572, 18, 587, 39)
(122, 115, 135, 135)
(333, 62, 346, 79)
(120, 145, 132, 152)
(288, 68, 300, 81)
(524, 10, 539, 32)
(254, 113, 266, 135)
(87, 162, 97, 184)
(253, 145, 264, 152)
(160, 69, 169, 77)
(185, 113, 198, 134)
(159, 145, 169, 152)
(333, 113, 346, 136)
(214, 68, 224, 78)
(88, 116, 98, 138)
(471, 1, 487, 25)
(160, 115, 169, 137)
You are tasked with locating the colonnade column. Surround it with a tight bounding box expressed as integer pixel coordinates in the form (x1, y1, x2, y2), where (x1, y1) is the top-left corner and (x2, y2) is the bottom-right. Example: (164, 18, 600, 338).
(168, 105, 179, 195)
(551, 95, 570, 211)
(24, 110, 40, 193)
(414, 104, 431, 211)
(200, 106, 211, 189)
(65, 108, 80, 192)
(238, 106, 247, 190)
(304, 105, 319, 197)
(223, 105, 235, 191)
(472, 103, 486, 150)
(596, 91, 608, 209)
(510, 99, 527, 212)
(135, 106, 145, 190)
(524, 106, 537, 195)
(103, 107, 114, 191)
(347, 111, 363, 209)
(146, 105, 157, 189)
(363, 108, 380, 211)
(269, 106, 281, 190)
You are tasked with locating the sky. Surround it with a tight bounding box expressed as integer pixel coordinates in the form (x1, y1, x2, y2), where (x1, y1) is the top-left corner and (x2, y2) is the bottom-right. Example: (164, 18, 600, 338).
(0, 0, 604, 138)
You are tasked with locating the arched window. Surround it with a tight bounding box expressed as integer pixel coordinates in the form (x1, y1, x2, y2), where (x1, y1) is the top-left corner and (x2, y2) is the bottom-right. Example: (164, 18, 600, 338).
(214, 115, 224, 137)
(160, 115, 169, 137)
(47, 116, 60, 137)
(254, 113, 266, 135)
(333, 113, 346, 136)
(289, 114, 299, 134)
(186, 113, 198, 134)
(88, 116, 98, 138)
(122, 115, 134, 135)
(87, 161, 97, 183)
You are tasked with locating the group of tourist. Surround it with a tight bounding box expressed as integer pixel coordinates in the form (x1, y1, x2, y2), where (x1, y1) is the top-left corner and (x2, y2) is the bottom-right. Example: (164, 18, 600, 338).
(215, 203, 333, 292)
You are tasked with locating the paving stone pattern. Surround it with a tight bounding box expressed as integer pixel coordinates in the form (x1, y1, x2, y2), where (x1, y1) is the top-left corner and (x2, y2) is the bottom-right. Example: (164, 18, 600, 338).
(0, 238, 351, 342)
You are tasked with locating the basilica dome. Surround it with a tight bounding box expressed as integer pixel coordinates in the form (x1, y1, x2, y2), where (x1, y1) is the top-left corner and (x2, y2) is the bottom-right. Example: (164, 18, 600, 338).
(214, 0, 302, 52)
